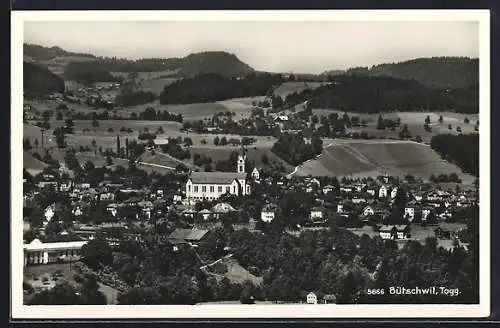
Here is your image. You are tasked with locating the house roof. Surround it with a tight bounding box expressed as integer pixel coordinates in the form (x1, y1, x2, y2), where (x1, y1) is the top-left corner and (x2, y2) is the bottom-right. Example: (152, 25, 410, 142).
(188, 172, 247, 185)
(212, 202, 236, 213)
(24, 238, 87, 251)
(168, 228, 209, 241)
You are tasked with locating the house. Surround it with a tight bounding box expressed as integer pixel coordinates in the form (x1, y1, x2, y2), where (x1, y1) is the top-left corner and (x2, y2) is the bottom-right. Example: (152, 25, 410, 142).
(422, 207, 432, 221)
(404, 201, 417, 221)
(182, 208, 197, 218)
(44, 204, 55, 223)
(352, 197, 366, 204)
(100, 193, 115, 202)
(72, 206, 84, 217)
(366, 188, 376, 197)
(379, 225, 397, 240)
(379, 185, 388, 198)
(322, 294, 337, 304)
(391, 187, 398, 199)
(395, 225, 411, 239)
(199, 209, 213, 220)
(185, 151, 251, 202)
(379, 225, 410, 240)
(306, 292, 318, 304)
(322, 185, 335, 194)
(261, 203, 277, 223)
(337, 203, 344, 213)
(59, 180, 73, 192)
(168, 228, 209, 247)
(212, 202, 237, 219)
(251, 167, 260, 181)
(362, 206, 375, 217)
(310, 207, 324, 221)
(106, 203, 118, 217)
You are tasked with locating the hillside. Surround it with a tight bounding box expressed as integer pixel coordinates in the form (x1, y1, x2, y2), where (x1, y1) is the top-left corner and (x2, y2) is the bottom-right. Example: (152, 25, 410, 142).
(24, 43, 97, 61)
(284, 74, 478, 114)
(23, 62, 66, 98)
(23, 151, 48, 176)
(24, 44, 254, 78)
(291, 140, 475, 183)
(346, 57, 478, 89)
(176, 51, 254, 77)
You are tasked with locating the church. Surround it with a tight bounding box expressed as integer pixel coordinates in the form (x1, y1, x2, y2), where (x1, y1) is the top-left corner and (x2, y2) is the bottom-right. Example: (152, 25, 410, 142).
(185, 151, 251, 202)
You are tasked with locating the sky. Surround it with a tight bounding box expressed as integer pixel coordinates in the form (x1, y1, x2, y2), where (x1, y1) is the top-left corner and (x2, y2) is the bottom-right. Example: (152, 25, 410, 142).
(23, 21, 479, 74)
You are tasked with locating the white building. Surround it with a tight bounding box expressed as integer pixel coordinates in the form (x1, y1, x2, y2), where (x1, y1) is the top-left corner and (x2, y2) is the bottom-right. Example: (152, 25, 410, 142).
(261, 204, 277, 223)
(251, 167, 260, 181)
(391, 187, 398, 199)
(362, 206, 375, 217)
(404, 206, 415, 221)
(24, 239, 87, 266)
(379, 186, 388, 198)
(306, 292, 318, 304)
(310, 207, 324, 220)
(185, 152, 251, 202)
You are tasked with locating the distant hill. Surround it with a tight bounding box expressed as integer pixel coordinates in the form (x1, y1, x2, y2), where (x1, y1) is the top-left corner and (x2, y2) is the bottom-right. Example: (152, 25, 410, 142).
(345, 57, 478, 89)
(175, 51, 254, 77)
(24, 43, 254, 78)
(23, 62, 66, 98)
(24, 43, 97, 61)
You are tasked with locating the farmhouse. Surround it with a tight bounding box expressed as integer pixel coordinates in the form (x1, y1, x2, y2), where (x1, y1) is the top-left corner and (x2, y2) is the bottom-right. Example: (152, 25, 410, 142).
(310, 207, 324, 221)
(185, 152, 251, 202)
(251, 167, 260, 181)
(168, 228, 209, 247)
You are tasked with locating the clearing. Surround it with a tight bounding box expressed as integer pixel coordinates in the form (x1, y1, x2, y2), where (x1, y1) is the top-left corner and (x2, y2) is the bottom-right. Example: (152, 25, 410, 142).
(201, 255, 263, 286)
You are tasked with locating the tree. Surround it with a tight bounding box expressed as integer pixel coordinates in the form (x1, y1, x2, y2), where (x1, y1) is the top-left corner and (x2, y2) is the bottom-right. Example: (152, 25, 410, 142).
(415, 135, 423, 143)
(29, 281, 84, 305)
(92, 119, 99, 127)
(200, 139, 207, 145)
(448, 124, 452, 130)
(438, 115, 443, 123)
(220, 137, 228, 146)
(425, 115, 431, 125)
(376, 114, 385, 130)
(81, 238, 113, 269)
(214, 136, 220, 146)
(23, 138, 32, 151)
(261, 154, 269, 165)
(106, 156, 114, 166)
(398, 124, 411, 139)
(464, 117, 470, 124)
(65, 118, 74, 128)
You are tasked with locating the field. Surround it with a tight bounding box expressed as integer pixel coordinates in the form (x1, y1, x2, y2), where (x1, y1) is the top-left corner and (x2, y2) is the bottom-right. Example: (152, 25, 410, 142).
(347, 222, 467, 250)
(273, 82, 325, 99)
(312, 109, 479, 143)
(24, 151, 48, 175)
(292, 139, 476, 184)
(23, 263, 120, 304)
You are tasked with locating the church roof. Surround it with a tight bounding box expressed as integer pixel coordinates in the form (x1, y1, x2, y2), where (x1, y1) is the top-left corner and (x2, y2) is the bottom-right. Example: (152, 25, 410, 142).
(188, 172, 247, 184)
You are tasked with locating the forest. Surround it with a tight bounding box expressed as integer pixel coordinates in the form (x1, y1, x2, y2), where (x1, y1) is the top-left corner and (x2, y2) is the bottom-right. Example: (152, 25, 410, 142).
(430, 133, 479, 176)
(159, 73, 283, 104)
(23, 62, 66, 98)
(284, 75, 478, 114)
(64, 61, 119, 85)
(346, 57, 478, 89)
(271, 132, 323, 166)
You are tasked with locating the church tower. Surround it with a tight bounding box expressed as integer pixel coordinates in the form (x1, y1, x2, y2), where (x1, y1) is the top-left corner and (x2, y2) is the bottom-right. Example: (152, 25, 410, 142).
(237, 153, 246, 173)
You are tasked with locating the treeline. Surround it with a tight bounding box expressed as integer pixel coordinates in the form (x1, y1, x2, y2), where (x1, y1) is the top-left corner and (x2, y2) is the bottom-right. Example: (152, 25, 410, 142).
(115, 90, 156, 107)
(271, 133, 323, 166)
(24, 43, 97, 61)
(347, 57, 479, 89)
(284, 75, 478, 114)
(64, 61, 119, 85)
(24, 62, 66, 98)
(430, 134, 479, 176)
(159, 73, 283, 104)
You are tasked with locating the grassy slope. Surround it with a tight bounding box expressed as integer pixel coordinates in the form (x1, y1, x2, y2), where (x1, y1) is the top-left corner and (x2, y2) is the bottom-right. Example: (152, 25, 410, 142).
(293, 140, 476, 183)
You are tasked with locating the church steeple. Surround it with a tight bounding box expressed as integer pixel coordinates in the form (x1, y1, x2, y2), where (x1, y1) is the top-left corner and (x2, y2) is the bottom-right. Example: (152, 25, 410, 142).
(237, 146, 246, 173)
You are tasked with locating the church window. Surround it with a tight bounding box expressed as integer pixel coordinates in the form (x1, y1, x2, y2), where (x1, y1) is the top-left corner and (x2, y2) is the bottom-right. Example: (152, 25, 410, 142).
(202, 186, 206, 192)
(218, 186, 222, 193)
(226, 186, 230, 193)
(210, 186, 214, 193)
(188, 185, 191, 192)
(194, 186, 198, 192)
